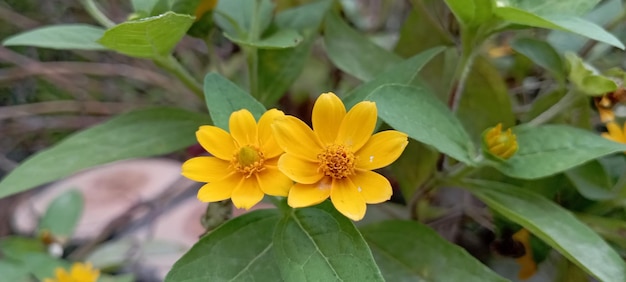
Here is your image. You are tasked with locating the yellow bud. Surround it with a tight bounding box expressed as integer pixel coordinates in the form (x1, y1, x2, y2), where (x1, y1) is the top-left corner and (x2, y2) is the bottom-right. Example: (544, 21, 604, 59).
(483, 123, 518, 160)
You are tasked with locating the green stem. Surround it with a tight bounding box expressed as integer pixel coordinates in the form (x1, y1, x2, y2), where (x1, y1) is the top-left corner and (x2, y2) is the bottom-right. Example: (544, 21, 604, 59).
(154, 55, 204, 99)
(527, 91, 580, 126)
(80, 0, 115, 28)
(246, 0, 262, 99)
(449, 28, 478, 112)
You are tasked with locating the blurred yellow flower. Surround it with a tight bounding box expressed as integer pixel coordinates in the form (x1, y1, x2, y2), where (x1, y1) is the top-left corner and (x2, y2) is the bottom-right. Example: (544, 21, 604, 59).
(194, 0, 218, 19)
(484, 123, 518, 160)
(272, 93, 408, 221)
(182, 109, 292, 209)
(512, 229, 537, 280)
(43, 262, 99, 282)
(602, 121, 626, 146)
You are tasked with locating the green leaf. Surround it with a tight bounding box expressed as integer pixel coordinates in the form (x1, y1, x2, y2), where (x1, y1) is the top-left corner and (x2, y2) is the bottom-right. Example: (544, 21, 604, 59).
(0, 237, 46, 260)
(367, 84, 475, 164)
(203, 73, 266, 130)
(257, 0, 332, 106)
(498, 0, 599, 16)
(494, 7, 624, 49)
(273, 203, 384, 281)
(3, 24, 106, 50)
(511, 37, 566, 82)
(342, 46, 445, 109)
(165, 209, 281, 281)
(467, 180, 626, 282)
(565, 160, 616, 200)
(0, 261, 30, 282)
(98, 12, 194, 58)
(0, 107, 209, 199)
(578, 214, 626, 249)
(443, 0, 494, 27)
(225, 29, 303, 49)
(214, 0, 273, 40)
(565, 52, 617, 95)
(19, 253, 67, 280)
(361, 220, 508, 282)
(132, 0, 161, 13)
(323, 12, 401, 81)
(38, 189, 84, 238)
(492, 125, 626, 179)
(390, 141, 438, 201)
(456, 56, 515, 142)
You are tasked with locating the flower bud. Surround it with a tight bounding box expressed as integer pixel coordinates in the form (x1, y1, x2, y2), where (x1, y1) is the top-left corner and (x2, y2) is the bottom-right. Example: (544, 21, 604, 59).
(483, 123, 518, 160)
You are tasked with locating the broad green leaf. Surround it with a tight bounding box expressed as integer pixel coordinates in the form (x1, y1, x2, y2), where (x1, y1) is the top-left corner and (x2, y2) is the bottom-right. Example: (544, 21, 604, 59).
(323, 12, 401, 81)
(19, 253, 67, 280)
(98, 12, 194, 58)
(342, 46, 445, 109)
(0, 261, 30, 282)
(492, 125, 626, 179)
(0, 237, 46, 260)
(225, 29, 303, 49)
(0, 107, 209, 199)
(257, 0, 332, 106)
(214, 0, 273, 40)
(87, 239, 134, 270)
(497, 0, 599, 16)
(3, 24, 106, 50)
(456, 56, 515, 142)
(367, 84, 475, 164)
(443, 0, 493, 27)
(38, 189, 84, 238)
(494, 7, 624, 49)
(565, 160, 615, 200)
(361, 220, 508, 282)
(165, 209, 281, 281)
(578, 214, 626, 249)
(565, 52, 617, 96)
(273, 203, 384, 281)
(203, 73, 266, 130)
(511, 37, 565, 82)
(467, 180, 626, 282)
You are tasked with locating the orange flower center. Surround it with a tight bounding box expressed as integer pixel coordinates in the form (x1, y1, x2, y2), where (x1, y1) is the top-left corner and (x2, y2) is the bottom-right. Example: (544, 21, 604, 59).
(232, 146, 265, 177)
(317, 144, 355, 179)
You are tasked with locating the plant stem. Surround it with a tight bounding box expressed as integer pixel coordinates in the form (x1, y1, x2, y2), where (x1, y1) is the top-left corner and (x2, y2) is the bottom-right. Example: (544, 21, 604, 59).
(80, 0, 115, 28)
(246, 0, 262, 99)
(154, 55, 204, 99)
(527, 91, 580, 126)
(449, 29, 478, 112)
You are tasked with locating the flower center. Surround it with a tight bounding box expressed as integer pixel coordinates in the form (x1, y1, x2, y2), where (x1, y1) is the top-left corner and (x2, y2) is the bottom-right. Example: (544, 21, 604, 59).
(317, 144, 355, 179)
(232, 145, 265, 177)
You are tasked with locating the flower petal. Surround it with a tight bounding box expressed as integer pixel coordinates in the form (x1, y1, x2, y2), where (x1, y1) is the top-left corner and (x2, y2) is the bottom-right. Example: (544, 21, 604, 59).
(230, 109, 258, 146)
(606, 121, 626, 143)
(231, 176, 265, 210)
(278, 153, 324, 184)
(330, 178, 366, 221)
(196, 125, 237, 160)
(272, 116, 323, 161)
(313, 93, 346, 144)
(287, 178, 331, 208)
(336, 101, 377, 151)
(258, 109, 286, 158)
(182, 156, 231, 183)
(350, 171, 392, 204)
(356, 130, 408, 170)
(197, 173, 240, 202)
(256, 167, 292, 196)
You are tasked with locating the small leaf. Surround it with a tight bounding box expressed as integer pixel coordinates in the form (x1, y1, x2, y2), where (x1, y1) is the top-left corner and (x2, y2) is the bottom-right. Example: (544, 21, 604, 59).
(225, 29, 303, 49)
(323, 12, 401, 81)
(565, 160, 616, 200)
(342, 46, 445, 109)
(492, 125, 626, 179)
(38, 189, 84, 238)
(498, 0, 599, 16)
(565, 52, 617, 95)
(0, 237, 46, 261)
(361, 220, 508, 282)
(203, 73, 266, 130)
(3, 24, 106, 50)
(273, 203, 384, 281)
(0, 107, 209, 199)
(165, 209, 281, 281)
(98, 12, 194, 58)
(511, 37, 566, 82)
(214, 0, 273, 39)
(367, 84, 475, 164)
(467, 180, 626, 282)
(443, 0, 494, 27)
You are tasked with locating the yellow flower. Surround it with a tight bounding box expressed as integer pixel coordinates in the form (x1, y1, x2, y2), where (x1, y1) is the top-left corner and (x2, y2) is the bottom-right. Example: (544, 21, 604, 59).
(194, 0, 218, 19)
(602, 121, 626, 146)
(271, 93, 408, 221)
(484, 123, 518, 160)
(512, 229, 537, 280)
(182, 109, 292, 209)
(43, 262, 100, 282)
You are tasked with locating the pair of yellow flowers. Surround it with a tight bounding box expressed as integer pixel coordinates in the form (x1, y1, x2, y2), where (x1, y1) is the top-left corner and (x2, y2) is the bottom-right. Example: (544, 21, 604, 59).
(182, 93, 409, 221)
